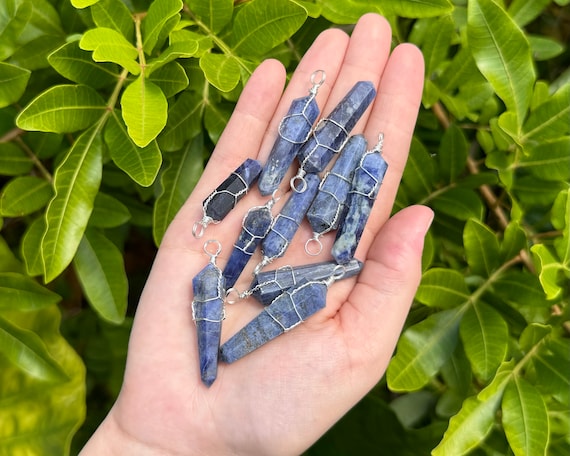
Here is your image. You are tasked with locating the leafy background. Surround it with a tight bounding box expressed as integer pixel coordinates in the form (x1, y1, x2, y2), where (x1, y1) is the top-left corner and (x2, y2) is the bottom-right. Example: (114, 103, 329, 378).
(0, 0, 568, 454)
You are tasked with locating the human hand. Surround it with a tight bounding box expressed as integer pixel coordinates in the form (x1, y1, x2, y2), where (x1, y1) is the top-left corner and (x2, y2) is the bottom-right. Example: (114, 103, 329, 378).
(81, 13, 431, 456)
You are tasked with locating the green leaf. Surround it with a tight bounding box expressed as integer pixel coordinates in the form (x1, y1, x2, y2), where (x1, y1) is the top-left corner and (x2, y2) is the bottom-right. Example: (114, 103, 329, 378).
(147, 41, 198, 76)
(423, 16, 454, 78)
(0, 0, 32, 61)
(387, 307, 463, 392)
(9, 35, 65, 71)
(199, 53, 241, 92)
(71, 0, 100, 7)
(121, 76, 168, 148)
(519, 323, 551, 353)
(21, 217, 45, 277)
(0, 314, 67, 382)
(153, 136, 204, 245)
(91, 0, 134, 41)
(0, 176, 53, 217)
(508, 0, 551, 27)
(463, 219, 500, 277)
(89, 192, 130, 228)
(467, 0, 535, 127)
(500, 222, 527, 262)
(431, 188, 484, 221)
(0, 62, 31, 108)
(148, 61, 189, 97)
(416, 268, 470, 309)
(170, 29, 213, 57)
(531, 338, 570, 404)
(188, 0, 233, 33)
(48, 40, 118, 89)
(142, 0, 182, 55)
(438, 124, 468, 184)
(530, 244, 567, 300)
(105, 111, 162, 186)
(460, 302, 508, 381)
(519, 137, 570, 182)
(0, 272, 60, 311)
(0, 142, 33, 176)
(204, 100, 232, 143)
(529, 35, 565, 61)
(401, 137, 436, 199)
(16, 84, 106, 133)
(41, 124, 103, 282)
(80, 27, 140, 75)
(231, 0, 307, 57)
(73, 228, 127, 324)
(502, 377, 549, 456)
(158, 90, 204, 151)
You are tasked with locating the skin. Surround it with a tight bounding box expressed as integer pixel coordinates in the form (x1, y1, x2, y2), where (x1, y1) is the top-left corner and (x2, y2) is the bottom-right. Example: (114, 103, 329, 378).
(80, 13, 432, 456)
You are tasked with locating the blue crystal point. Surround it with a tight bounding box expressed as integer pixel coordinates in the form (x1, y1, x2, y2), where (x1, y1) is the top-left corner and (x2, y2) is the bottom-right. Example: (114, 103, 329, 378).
(222, 205, 273, 289)
(203, 158, 262, 222)
(258, 95, 320, 196)
(296, 81, 376, 174)
(259, 173, 320, 267)
(219, 279, 328, 363)
(249, 259, 364, 305)
(192, 261, 225, 387)
(332, 150, 388, 264)
(306, 134, 368, 238)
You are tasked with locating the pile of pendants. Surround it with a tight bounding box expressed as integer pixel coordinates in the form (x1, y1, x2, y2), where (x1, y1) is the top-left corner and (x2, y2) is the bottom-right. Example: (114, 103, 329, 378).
(190, 71, 389, 386)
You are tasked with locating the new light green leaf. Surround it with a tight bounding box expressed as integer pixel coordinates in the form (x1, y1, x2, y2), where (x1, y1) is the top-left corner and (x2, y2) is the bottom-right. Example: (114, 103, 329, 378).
(387, 307, 463, 392)
(188, 0, 233, 33)
(105, 111, 162, 186)
(460, 302, 508, 381)
(142, 0, 182, 55)
(121, 76, 168, 148)
(199, 53, 241, 92)
(153, 136, 203, 245)
(463, 218, 500, 277)
(416, 268, 470, 309)
(531, 244, 567, 300)
(231, 0, 307, 57)
(0, 272, 61, 311)
(468, 0, 535, 127)
(41, 124, 103, 282)
(0, 62, 31, 108)
(0, 176, 53, 217)
(502, 377, 549, 456)
(80, 27, 140, 75)
(16, 84, 106, 133)
(73, 228, 127, 324)
(71, 0, 100, 7)
(91, 0, 134, 40)
(89, 192, 131, 228)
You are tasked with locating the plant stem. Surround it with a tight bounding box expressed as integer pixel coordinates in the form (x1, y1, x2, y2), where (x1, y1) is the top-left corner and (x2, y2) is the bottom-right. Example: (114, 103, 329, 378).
(15, 136, 53, 183)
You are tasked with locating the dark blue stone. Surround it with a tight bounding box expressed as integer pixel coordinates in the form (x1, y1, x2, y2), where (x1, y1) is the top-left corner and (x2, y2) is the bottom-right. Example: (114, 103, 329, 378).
(222, 205, 273, 288)
(204, 158, 262, 222)
(219, 279, 328, 363)
(297, 81, 376, 174)
(192, 262, 225, 387)
(249, 258, 363, 305)
(332, 151, 388, 264)
(306, 135, 367, 237)
(258, 95, 320, 196)
(259, 173, 320, 266)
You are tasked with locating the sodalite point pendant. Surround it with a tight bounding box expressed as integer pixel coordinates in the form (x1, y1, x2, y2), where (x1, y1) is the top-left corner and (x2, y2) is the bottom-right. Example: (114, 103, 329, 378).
(191, 240, 226, 387)
(193, 158, 262, 238)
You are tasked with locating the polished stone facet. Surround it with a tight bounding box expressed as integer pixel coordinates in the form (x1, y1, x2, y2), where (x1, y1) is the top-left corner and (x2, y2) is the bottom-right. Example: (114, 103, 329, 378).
(258, 95, 320, 196)
(306, 135, 367, 239)
(258, 173, 320, 268)
(222, 204, 273, 289)
(192, 262, 225, 387)
(249, 258, 363, 305)
(219, 279, 328, 363)
(332, 150, 388, 264)
(203, 158, 262, 222)
(296, 81, 376, 174)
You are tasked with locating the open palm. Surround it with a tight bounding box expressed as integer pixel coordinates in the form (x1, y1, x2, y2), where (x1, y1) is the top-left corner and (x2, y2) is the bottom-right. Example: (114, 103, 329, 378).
(81, 14, 432, 456)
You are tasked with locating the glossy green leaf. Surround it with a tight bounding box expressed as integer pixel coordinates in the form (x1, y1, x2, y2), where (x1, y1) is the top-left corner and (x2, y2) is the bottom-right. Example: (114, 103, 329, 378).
(512, 176, 567, 207)
(0, 0, 32, 61)
(438, 124, 468, 184)
(0, 176, 53, 216)
(25, 0, 64, 37)
(387, 307, 463, 392)
(158, 90, 204, 151)
(16, 84, 106, 133)
(41, 124, 103, 282)
(531, 244, 567, 300)
(519, 137, 570, 182)
(21, 217, 46, 277)
(153, 136, 203, 245)
(0, 142, 33, 176)
(460, 302, 508, 381)
(468, 0, 535, 127)
(416, 268, 470, 309)
(147, 41, 198, 76)
(199, 53, 241, 92)
(0, 62, 31, 108)
(437, 345, 472, 417)
(188, 0, 233, 33)
(48, 40, 118, 89)
(105, 111, 162, 186)
(508, 0, 551, 27)
(9, 35, 65, 71)
(121, 76, 168, 148)
(231, 0, 307, 57)
(0, 272, 60, 311)
(149, 61, 189, 97)
(142, 0, 182, 55)
(89, 192, 130, 228)
(431, 188, 484, 221)
(80, 27, 140, 75)
(73, 228, 127, 324)
(464, 219, 500, 277)
(91, 0, 134, 40)
(502, 377, 549, 456)
(170, 29, 213, 57)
